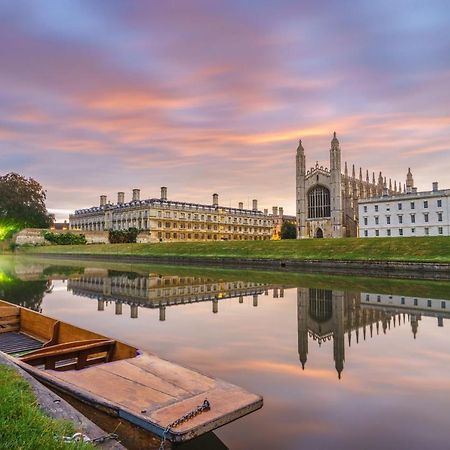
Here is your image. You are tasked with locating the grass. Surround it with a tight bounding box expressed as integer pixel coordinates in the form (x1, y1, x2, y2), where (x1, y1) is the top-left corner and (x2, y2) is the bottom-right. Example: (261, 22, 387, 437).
(17, 255, 450, 300)
(0, 364, 93, 450)
(22, 236, 450, 263)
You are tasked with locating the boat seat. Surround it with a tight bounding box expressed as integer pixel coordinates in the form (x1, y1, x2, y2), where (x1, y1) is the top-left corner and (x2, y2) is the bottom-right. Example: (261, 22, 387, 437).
(20, 338, 116, 371)
(0, 306, 20, 334)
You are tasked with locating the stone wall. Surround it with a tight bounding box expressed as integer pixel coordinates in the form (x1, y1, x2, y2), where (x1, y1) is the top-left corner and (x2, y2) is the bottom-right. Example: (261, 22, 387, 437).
(13, 229, 109, 246)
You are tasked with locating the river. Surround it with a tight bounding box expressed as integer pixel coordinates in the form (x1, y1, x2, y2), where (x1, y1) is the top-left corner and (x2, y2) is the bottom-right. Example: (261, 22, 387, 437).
(1, 255, 449, 450)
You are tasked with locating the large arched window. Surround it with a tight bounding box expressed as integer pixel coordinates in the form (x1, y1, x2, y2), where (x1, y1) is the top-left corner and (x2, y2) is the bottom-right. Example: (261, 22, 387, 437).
(309, 289, 333, 323)
(308, 186, 331, 219)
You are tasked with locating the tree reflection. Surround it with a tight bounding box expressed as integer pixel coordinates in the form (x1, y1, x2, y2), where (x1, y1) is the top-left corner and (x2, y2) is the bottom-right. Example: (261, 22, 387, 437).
(0, 271, 49, 311)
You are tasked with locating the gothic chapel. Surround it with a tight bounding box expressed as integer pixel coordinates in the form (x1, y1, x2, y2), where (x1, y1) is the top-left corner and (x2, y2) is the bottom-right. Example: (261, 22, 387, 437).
(296, 132, 401, 238)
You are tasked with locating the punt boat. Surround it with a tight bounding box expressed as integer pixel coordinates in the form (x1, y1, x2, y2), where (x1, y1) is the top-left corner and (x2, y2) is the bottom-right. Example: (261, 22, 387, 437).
(0, 299, 262, 443)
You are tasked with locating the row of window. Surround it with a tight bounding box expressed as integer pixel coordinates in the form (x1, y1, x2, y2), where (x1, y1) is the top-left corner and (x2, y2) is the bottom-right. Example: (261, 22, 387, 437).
(363, 199, 443, 213)
(365, 294, 447, 309)
(158, 222, 269, 233)
(363, 212, 444, 226)
(156, 210, 269, 225)
(363, 227, 444, 237)
(156, 232, 268, 241)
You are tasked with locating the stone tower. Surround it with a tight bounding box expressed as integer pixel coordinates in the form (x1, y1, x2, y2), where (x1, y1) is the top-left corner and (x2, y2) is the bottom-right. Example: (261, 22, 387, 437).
(297, 288, 309, 369)
(296, 139, 306, 239)
(406, 168, 414, 192)
(330, 132, 343, 238)
(332, 290, 345, 379)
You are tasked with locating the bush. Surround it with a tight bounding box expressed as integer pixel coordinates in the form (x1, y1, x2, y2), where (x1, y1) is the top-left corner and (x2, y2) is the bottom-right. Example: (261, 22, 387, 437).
(108, 228, 139, 244)
(44, 232, 87, 245)
(281, 222, 297, 239)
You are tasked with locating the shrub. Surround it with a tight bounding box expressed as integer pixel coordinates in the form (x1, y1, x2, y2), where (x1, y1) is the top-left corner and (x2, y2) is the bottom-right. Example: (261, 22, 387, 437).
(44, 232, 87, 245)
(108, 228, 139, 244)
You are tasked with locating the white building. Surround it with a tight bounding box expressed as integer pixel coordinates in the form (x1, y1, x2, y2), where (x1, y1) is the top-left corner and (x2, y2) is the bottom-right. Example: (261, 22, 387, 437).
(358, 175, 450, 238)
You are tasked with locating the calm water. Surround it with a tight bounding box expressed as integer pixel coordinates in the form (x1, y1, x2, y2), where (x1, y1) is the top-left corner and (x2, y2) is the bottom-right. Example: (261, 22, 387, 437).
(1, 256, 450, 450)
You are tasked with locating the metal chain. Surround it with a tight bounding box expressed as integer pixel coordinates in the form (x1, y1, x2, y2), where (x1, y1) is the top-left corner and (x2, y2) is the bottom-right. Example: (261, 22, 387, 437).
(63, 431, 119, 445)
(93, 432, 119, 444)
(158, 399, 211, 450)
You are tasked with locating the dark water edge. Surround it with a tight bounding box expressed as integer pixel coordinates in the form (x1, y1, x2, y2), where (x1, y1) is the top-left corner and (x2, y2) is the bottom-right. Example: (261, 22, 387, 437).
(25, 252, 450, 280)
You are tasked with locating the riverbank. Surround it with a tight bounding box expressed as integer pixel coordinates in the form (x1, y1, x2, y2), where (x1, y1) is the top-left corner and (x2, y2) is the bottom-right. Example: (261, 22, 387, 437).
(21, 236, 450, 261)
(21, 237, 450, 279)
(0, 361, 94, 449)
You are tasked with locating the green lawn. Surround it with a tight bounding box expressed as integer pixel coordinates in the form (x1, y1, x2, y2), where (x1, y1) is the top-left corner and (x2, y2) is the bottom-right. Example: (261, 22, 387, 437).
(23, 236, 450, 262)
(0, 364, 93, 449)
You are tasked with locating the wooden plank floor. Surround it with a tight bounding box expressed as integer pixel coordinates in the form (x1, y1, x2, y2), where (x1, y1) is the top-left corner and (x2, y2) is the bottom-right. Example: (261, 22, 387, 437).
(0, 332, 43, 355)
(46, 354, 262, 434)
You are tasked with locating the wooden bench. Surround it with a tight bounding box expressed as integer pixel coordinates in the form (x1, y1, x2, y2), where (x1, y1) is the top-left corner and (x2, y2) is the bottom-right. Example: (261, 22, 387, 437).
(20, 339, 116, 371)
(0, 306, 20, 334)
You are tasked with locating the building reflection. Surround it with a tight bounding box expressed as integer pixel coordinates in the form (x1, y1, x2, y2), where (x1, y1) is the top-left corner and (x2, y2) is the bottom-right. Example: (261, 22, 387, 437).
(66, 273, 450, 380)
(297, 288, 450, 379)
(68, 273, 277, 320)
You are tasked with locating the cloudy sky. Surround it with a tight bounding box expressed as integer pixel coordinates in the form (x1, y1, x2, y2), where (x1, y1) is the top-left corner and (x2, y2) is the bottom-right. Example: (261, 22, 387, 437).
(1, 0, 449, 220)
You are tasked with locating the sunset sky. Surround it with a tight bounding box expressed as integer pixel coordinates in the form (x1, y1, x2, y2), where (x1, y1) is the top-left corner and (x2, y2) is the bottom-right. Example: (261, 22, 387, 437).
(1, 1, 449, 220)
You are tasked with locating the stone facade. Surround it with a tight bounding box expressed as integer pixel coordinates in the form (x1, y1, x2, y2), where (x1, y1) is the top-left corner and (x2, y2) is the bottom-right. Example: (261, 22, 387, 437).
(296, 132, 400, 238)
(358, 179, 450, 238)
(70, 188, 275, 242)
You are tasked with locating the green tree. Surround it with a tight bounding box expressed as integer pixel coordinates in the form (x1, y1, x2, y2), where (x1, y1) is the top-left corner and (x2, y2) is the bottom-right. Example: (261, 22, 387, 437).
(0, 173, 51, 229)
(281, 221, 297, 239)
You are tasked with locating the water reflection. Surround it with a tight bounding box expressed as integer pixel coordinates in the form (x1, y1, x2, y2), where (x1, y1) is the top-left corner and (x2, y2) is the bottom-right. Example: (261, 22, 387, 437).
(67, 271, 275, 319)
(58, 271, 450, 380)
(298, 288, 450, 379)
(2, 258, 450, 450)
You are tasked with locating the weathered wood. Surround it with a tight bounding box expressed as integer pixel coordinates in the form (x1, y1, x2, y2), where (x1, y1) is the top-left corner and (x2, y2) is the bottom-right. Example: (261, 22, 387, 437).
(0, 298, 263, 443)
(21, 340, 116, 370)
(128, 354, 216, 394)
(99, 360, 190, 399)
(0, 351, 126, 449)
(49, 367, 177, 410)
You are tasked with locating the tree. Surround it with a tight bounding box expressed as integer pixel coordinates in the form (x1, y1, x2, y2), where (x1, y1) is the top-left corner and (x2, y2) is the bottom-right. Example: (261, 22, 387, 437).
(281, 221, 297, 239)
(0, 173, 51, 229)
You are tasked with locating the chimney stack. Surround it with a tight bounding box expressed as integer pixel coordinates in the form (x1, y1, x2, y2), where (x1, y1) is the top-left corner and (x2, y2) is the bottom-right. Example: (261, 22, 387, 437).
(279, 207, 284, 217)
(213, 193, 219, 207)
(272, 206, 278, 216)
(252, 199, 258, 211)
(132, 189, 140, 201)
(100, 195, 107, 207)
(239, 202, 243, 209)
(432, 182, 439, 192)
(117, 192, 125, 204)
(264, 208, 268, 215)
(161, 187, 167, 201)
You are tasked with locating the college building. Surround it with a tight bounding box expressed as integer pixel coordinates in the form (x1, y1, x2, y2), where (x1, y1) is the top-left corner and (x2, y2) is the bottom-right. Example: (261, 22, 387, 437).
(358, 174, 450, 238)
(296, 132, 400, 239)
(69, 187, 274, 242)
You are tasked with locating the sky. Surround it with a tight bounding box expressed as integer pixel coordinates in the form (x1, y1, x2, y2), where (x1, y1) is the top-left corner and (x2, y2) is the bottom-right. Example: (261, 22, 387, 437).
(0, 0, 449, 220)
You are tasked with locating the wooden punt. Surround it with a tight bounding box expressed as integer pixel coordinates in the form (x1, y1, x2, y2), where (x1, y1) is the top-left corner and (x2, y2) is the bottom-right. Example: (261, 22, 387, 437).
(0, 299, 262, 443)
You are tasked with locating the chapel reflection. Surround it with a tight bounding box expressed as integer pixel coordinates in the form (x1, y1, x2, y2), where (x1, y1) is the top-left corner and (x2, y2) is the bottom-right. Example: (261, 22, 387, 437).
(297, 287, 450, 379)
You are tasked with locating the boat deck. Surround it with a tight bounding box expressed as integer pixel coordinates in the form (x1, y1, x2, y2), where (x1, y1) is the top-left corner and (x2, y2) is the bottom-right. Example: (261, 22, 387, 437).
(41, 353, 262, 440)
(0, 332, 44, 355)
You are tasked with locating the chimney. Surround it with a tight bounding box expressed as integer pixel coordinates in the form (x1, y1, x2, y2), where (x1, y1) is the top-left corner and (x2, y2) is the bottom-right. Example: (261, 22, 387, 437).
(279, 207, 284, 217)
(252, 199, 258, 211)
(238, 202, 243, 209)
(132, 189, 140, 201)
(161, 187, 167, 201)
(264, 208, 268, 215)
(272, 206, 278, 216)
(412, 187, 418, 194)
(117, 192, 125, 204)
(100, 195, 107, 207)
(213, 193, 219, 207)
(432, 182, 439, 192)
